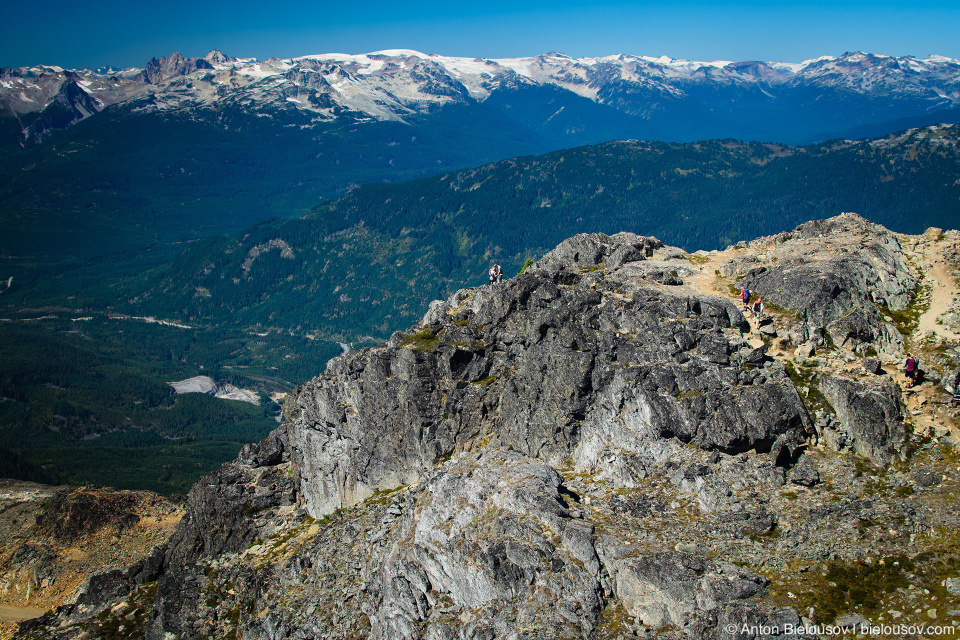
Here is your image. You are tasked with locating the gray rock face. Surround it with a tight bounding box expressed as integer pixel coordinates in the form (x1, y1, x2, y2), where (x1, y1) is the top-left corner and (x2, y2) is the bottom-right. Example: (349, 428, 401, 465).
(365, 450, 602, 639)
(689, 602, 817, 640)
(288, 233, 813, 517)
(914, 468, 942, 487)
(737, 213, 916, 355)
(835, 612, 873, 629)
(145, 441, 297, 640)
(718, 254, 760, 278)
(601, 550, 768, 628)
(532, 232, 662, 273)
(819, 376, 905, 464)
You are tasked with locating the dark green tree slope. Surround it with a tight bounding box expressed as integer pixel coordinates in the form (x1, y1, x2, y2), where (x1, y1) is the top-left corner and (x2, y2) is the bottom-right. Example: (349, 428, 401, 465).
(126, 125, 960, 345)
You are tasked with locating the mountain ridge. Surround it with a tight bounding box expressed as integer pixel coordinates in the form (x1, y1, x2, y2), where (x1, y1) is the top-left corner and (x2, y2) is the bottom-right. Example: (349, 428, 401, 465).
(5, 49, 960, 146)
(120, 124, 960, 348)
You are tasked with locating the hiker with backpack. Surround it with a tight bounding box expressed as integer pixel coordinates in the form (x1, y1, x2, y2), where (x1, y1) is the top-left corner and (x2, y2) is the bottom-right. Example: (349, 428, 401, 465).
(904, 354, 918, 386)
(489, 264, 502, 285)
(752, 296, 763, 321)
(741, 286, 750, 310)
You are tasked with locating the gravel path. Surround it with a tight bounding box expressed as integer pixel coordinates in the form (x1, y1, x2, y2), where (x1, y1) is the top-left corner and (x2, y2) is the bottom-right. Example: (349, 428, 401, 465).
(914, 238, 960, 341)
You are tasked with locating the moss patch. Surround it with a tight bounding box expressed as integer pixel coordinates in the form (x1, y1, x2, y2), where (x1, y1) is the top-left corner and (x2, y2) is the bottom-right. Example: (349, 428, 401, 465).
(883, 283, 930, 346)
(784, 360, 833, 414)
(793, 555, 914, 624)
(593, 601, 635, 638)
(399, 327, 441, 351)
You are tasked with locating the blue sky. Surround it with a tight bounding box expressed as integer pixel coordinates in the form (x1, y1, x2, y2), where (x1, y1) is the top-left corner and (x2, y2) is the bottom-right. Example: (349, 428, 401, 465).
(4, 0, 960, 69)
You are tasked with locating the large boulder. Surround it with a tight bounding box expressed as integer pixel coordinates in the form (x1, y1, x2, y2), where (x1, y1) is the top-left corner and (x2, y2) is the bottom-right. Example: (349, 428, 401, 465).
(689, 602, 817, 640)
(529, 232, 662, 273)
(819, 376, 906, 465)
(941, 370, 960, 395)
(601, 549, 767, 628)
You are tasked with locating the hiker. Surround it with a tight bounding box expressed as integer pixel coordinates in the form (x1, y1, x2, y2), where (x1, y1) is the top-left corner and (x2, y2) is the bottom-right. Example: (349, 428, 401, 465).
(495, 264, 502, 283)
(752, 296, 763, 321)
(741, 286, 750, 310)
(904, 354, 918, 386)
(489, 264, 502, 285)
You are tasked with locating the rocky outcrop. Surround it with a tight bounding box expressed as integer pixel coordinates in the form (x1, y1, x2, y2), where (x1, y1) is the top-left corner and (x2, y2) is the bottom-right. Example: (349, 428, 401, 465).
(147, 438, 296, 633)
(818, 376, 906, 464)
(33, 487, 161, 544)
(288, 232, 812, 517)
(942, 369, 960, 395)
(729, 213, 917, 355)
(163, 441, 296, 569)
(134, 52, 214, 85)
(0, 483, 181, 640)
(601, 550, 767, 628)
(789, 456, 820, 486)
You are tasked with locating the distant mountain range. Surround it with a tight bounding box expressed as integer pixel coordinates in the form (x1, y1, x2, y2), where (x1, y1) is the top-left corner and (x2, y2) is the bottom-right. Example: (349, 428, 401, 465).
(4, 49, 960, 147)
(4, 49, 960, 267)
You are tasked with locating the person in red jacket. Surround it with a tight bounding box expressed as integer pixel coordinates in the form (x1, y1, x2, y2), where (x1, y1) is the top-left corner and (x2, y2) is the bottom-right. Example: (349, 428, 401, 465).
(904, 354, 917, 386)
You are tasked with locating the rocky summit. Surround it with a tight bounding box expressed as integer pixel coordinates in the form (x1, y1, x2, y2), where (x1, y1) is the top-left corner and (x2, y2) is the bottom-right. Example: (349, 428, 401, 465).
(11, 213, 960, 639)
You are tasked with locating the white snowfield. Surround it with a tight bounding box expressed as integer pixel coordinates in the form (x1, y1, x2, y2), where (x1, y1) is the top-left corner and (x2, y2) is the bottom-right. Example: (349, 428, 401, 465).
(4, 48, 960, 125)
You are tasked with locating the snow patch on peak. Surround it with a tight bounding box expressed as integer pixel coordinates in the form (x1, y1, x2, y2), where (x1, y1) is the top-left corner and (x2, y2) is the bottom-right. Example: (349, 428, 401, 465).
(838, 51, 887, 63)
(541, 52, 576, 61)
(770, 56, 835, 74)
(923, 54, 960, 64)
(641, 55, 675, 65)
(356, 60, 384, 75)
(582, 54, 630, 65)
(640, 55, 733, 71)
(370, 49, 430, 59)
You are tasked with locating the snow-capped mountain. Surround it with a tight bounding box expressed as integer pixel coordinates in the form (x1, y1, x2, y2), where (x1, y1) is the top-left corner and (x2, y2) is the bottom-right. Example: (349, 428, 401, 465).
(3, 49, 960, 145)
